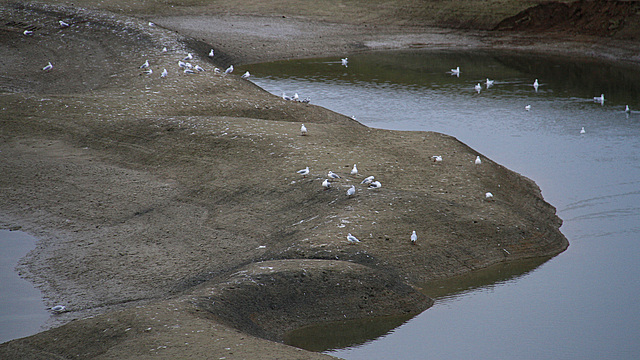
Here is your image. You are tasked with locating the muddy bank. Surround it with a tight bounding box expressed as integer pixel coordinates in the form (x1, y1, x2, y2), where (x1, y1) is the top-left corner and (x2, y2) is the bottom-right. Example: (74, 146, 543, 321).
(0, 1, 595, 359)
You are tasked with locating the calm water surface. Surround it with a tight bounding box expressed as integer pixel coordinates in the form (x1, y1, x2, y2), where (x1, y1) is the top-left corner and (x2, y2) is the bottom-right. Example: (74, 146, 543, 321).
(245, 51, 640, 359)
(0, 229, 49, 343)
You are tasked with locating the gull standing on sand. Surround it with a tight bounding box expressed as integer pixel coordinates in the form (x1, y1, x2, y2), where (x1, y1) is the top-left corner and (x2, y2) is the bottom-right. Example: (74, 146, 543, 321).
(322, 179, 331, 190)
(209, 49, 215, 57)
(450, 66, 460, 76)
(140, 60, 149, 69)
(42, 62, 53, 71)
(195, 65, 205, 72)
(485, 192, 494, 200)
(350, 164, 358, 176)
(241, 71, 251, 79)
(183, 53, 193, 61)
(347, 185, 356, 197)
(183, 68, 195, 74)
(361, 175, 374, 185)
(300, 124, 307, 136)
(347, 233, 360, 243)
(341, 58, 348, 67)
(328, 171, 341, 179)
(162, 46, 168, 52)
(143, 68, 153, 75)
(533, 79, 539, 91)
(411, 230, 417, 244)
(625, 105, 630, 113)
(225, 65, 234, 74)
(161, 68, 168, 78)
(59, 20, 69, 28)
(297, 166, 309, 177)
(475, 156, 482, 165)
(432, 155, 442, 163)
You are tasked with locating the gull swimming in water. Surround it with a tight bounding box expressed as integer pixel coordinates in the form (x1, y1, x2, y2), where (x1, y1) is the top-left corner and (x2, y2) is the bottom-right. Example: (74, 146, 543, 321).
(140, 60, 149, 69)
(224, 65, 234, 74)
(297, 166, 309, 177)
(485, 78, 494, 88)
(59, 20, 69, 28)
(625, 105, 630, 113)
(475, 156, 482, 165)
(593, 94, 605, 105)
(161, 68, 168, 77)
(341, 58, 348, 67)
(450, 66, 460, 77)
(475, 83, 482, 94)
(322, 179, 331, 190)
(241, 71, 251, 79)
(533, 79, 539, 91)
(300, 124, 307, 136)
(42, 62, 53, 71)
(328, 171, 341, 179)
(209, 49, 215, 57)
(51, 305, 66, 313)
(183, 53, 193, 61)
(347, 233, 360, 243)
(360, 175, 374, 185)
(580, 127, 586, 134)
(347, 185, 356, 197)
(350, 164, 358, 176)
(369, 181, 382, 189)
(525, 104, 531, 111)
(411, 230, 417, 244)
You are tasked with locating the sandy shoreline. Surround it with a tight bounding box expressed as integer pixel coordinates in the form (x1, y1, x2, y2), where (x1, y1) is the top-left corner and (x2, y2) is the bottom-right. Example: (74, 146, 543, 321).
(3, 0, 637, 358)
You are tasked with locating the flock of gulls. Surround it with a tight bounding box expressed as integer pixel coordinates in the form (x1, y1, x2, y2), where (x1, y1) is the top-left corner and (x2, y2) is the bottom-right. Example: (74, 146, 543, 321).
(448, 66, 632, 134)
(37, 19, 251, 80)
(295, 120, 486, 246)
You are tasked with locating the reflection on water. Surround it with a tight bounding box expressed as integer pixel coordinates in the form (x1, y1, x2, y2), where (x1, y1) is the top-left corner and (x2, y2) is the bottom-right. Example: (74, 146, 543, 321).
(245, 51, 640, 359)
(0, 230, 49, 343)
(285, 257, 550, 352)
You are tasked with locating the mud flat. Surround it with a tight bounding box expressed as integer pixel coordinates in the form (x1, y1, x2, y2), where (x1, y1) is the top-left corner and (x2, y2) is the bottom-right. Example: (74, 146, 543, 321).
(8, 1, 633, 358)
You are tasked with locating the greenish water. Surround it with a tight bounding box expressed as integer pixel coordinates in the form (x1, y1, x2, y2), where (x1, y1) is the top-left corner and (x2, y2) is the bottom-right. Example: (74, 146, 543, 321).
(245, 50, 640, 359)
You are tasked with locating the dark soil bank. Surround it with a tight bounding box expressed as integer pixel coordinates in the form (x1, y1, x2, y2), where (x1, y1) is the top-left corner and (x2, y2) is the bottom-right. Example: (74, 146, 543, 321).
(3, 0, 634, 358)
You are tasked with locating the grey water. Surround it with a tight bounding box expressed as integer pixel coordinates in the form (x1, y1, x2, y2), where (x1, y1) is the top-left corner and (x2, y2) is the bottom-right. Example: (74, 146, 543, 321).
(245, 51, 640, 359)
(0, 229, 49, 343)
